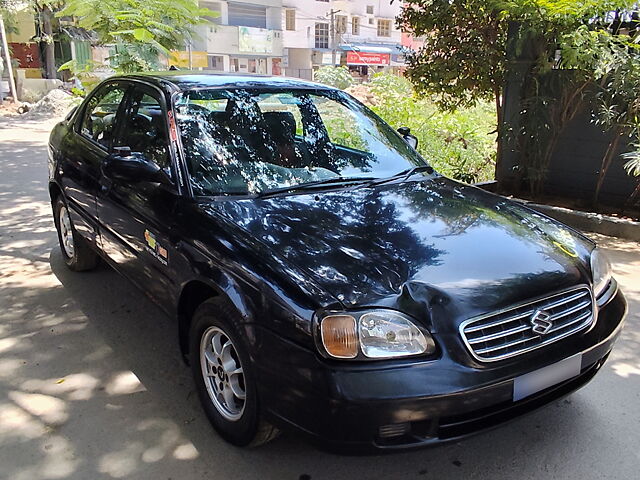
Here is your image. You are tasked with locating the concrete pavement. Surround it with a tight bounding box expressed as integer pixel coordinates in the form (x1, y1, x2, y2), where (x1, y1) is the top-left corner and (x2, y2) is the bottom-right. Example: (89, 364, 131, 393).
(1, 118, 639, 479)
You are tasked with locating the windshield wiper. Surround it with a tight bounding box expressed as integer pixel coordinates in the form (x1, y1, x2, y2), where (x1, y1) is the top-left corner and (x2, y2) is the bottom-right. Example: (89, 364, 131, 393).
(255, 176, 376, 199)
(368, 165, 435, 187)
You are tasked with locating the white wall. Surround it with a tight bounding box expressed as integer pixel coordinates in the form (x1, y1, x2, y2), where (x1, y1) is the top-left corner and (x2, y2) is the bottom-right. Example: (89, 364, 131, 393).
(282, 0, 403, 50)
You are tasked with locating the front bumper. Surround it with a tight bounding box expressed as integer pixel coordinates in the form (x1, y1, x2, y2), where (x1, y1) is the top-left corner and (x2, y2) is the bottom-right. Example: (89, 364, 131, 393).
(256, 288, 627, 453)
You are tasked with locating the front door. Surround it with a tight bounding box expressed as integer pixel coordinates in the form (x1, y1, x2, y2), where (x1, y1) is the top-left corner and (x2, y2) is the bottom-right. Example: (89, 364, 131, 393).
(60, 82, 128, 247)
(96, 84, 180, 308)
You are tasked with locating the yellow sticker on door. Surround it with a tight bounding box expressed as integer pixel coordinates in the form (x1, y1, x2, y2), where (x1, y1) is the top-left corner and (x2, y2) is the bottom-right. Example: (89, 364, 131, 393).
(144, 229, 168, 265)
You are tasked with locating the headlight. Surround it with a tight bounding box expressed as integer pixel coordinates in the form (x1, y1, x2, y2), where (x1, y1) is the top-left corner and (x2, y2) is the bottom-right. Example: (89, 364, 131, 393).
(320, 310, 436, 360)
(590, 247, 612, 297)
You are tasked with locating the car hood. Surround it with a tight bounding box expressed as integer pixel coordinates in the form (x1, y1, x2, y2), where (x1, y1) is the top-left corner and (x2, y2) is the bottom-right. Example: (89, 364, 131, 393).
(203, 177, 594, 329)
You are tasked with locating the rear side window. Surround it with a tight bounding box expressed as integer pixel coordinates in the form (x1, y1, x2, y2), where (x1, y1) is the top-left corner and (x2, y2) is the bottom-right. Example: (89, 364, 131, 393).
(80, 84, 127, 148)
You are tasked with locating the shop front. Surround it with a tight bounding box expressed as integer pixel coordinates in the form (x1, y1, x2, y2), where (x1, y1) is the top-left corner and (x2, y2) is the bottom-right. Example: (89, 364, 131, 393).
(341, 44, 404, 79)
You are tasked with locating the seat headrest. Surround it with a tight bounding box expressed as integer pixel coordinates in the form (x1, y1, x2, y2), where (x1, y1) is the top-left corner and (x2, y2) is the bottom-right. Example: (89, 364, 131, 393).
(263, 111, 296, 141)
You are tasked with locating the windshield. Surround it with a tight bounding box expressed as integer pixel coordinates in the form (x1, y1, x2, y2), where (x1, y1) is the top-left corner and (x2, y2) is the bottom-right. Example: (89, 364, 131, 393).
(175, 88, 429, 196)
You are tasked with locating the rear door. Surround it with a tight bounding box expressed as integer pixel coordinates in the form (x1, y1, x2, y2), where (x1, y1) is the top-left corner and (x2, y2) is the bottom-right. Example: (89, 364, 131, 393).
(59, 82, 128, 247)
(96, 83, 180, 308)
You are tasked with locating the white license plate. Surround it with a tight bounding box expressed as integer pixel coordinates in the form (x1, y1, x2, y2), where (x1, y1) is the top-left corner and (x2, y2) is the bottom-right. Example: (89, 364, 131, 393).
(513, 354, 582, 401)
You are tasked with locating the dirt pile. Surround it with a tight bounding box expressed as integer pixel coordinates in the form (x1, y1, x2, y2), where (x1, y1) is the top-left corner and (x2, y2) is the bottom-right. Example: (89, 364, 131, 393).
(345, 84, 377, 106)
(19, 89, 76, 120)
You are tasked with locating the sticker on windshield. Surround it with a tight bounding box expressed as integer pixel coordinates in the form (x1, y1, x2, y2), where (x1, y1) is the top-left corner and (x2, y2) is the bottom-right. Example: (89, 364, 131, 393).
(144, 229, 168, 265)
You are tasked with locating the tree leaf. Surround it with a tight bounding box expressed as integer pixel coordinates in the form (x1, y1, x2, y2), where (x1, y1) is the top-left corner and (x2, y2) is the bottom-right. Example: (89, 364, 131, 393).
(132, 28, 154, 42)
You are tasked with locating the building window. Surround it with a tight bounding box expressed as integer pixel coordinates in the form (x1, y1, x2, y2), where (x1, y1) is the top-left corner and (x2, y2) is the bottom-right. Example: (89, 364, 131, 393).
(352, 17, 360, 35)
(316, 0, 329, 2)
(285, 9, 296, 31)
(315, 23, 329, 49)
(200, 1, 222, 24)
(335, 15, 347, 34)
(366, 5, 374, 14)
(377, 19, 391, 37)
(369, 18, 374, 25)
(228, 2, 267, 28)
(207, 55, 224, 71)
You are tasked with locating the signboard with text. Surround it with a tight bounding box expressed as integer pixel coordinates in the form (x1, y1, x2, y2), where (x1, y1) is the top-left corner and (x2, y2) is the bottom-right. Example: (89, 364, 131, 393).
(238, 27, 273, 54)
(169, 51, 208, 68)
(346, 51, 390, 66)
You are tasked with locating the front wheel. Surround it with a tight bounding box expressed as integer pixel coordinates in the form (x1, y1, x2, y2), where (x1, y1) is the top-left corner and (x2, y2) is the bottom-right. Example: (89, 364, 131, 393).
(54, 197, 99, 271)
(189, 299, 279, 447)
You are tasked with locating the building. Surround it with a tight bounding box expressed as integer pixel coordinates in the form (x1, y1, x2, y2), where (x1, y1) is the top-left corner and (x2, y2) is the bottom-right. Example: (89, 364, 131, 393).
(191, 1, 407, 80)
(281, 0, 406, 80)
(190, 1, 284, 75)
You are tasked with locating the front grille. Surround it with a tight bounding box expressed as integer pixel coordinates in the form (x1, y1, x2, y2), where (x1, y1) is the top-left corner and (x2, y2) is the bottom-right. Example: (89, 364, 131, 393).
(460, 286, 594, 362)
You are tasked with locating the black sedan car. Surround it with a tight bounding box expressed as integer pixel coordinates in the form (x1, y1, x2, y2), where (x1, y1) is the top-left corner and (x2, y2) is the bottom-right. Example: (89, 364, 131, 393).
(48, 72, 626, 453)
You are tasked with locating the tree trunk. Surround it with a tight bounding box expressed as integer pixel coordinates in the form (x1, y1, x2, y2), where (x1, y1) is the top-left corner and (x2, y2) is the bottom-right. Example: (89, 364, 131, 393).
(41, 7, 56, 79)
(593, 128, 624, 208)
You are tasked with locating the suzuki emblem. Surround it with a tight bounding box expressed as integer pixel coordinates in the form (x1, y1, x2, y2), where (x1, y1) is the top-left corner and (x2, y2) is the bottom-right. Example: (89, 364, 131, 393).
(530, 310, 553, 335)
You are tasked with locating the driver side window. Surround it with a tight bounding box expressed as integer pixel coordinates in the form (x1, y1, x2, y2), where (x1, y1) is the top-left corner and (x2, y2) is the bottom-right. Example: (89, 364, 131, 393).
(80, 84, 127, 148)
(114, 91, 171, 172)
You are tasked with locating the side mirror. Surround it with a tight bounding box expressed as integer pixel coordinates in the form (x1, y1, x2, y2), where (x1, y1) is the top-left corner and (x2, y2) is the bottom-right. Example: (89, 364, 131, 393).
(398, 127, 418, 150)
(102, 149, 171, 185)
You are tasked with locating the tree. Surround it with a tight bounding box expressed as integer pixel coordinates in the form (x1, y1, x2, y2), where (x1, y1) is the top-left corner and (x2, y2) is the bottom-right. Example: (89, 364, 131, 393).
(398, 1, 639, 202)
(398, 1, 508, 171)
(314, 66, 354, 90)
(32, 1, 64, 79)
(59, 0, 214, 73)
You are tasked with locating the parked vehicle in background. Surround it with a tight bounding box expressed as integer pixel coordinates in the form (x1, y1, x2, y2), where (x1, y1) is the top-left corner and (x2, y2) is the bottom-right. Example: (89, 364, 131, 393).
(48, 72, 626, 453)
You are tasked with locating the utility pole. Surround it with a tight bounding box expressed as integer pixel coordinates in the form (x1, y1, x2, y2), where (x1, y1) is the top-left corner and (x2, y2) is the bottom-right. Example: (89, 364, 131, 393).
(328, 8, 341, 66)
(0, 13, 18, 104)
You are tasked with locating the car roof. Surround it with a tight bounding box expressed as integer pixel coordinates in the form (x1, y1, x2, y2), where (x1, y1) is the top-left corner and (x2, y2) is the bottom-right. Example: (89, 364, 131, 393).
(116, 71, 334, 93)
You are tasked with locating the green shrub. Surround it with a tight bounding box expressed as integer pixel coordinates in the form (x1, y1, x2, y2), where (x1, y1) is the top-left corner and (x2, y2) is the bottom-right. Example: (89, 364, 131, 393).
(314, 66, 354, 90)
(367, 73, 497, 183)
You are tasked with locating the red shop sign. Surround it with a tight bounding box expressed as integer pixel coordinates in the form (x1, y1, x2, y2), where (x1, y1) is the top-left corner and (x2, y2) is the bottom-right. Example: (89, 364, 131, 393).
(346, 51, 390, 65)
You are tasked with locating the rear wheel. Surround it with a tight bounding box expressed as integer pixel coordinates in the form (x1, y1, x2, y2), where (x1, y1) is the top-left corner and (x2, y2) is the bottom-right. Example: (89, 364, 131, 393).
(54, 197, 99, 271)
(189, 299, 279, 447)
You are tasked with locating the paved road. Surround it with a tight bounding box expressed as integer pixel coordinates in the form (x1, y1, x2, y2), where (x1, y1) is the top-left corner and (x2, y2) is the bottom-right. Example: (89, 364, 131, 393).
(1, 119, 639, 480)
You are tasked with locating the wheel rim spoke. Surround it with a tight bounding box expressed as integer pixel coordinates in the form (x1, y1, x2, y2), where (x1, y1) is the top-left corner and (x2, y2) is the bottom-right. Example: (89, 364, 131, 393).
(221, 346, 236, 372)
(222, 384, 236, 408)
(211, 332, 224, 356)
(204, 349, 217, 369)
(229, 376, 246, 400)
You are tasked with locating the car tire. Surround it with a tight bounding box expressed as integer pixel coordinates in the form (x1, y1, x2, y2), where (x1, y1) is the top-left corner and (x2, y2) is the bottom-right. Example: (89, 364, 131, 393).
(54, 197, 99, 272)
(189, 298, 279, 447)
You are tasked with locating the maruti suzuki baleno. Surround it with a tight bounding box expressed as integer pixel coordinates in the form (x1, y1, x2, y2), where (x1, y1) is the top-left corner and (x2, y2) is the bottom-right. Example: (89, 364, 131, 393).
(48, 73, 626, 453)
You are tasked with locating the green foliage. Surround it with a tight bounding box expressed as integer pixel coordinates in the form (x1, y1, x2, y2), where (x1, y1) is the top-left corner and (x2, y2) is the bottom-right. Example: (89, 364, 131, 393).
(399, 1, 506, 111)
(313, 66, 354, 90)
(0, 1, 22, 34)
(366, 74, 497, 183)
(400, 1, 640, 197)
(58, 0, 215, 72)
(623, 146, 640, 177)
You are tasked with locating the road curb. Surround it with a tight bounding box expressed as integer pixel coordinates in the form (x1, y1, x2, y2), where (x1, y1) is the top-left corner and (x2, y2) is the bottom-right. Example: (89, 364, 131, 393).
(518, 201, 640, 242)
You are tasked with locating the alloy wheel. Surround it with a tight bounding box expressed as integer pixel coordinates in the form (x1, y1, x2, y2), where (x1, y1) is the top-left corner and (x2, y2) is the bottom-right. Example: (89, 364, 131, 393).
(59, 205, 75, 258)
(200, 326, 246, 421)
